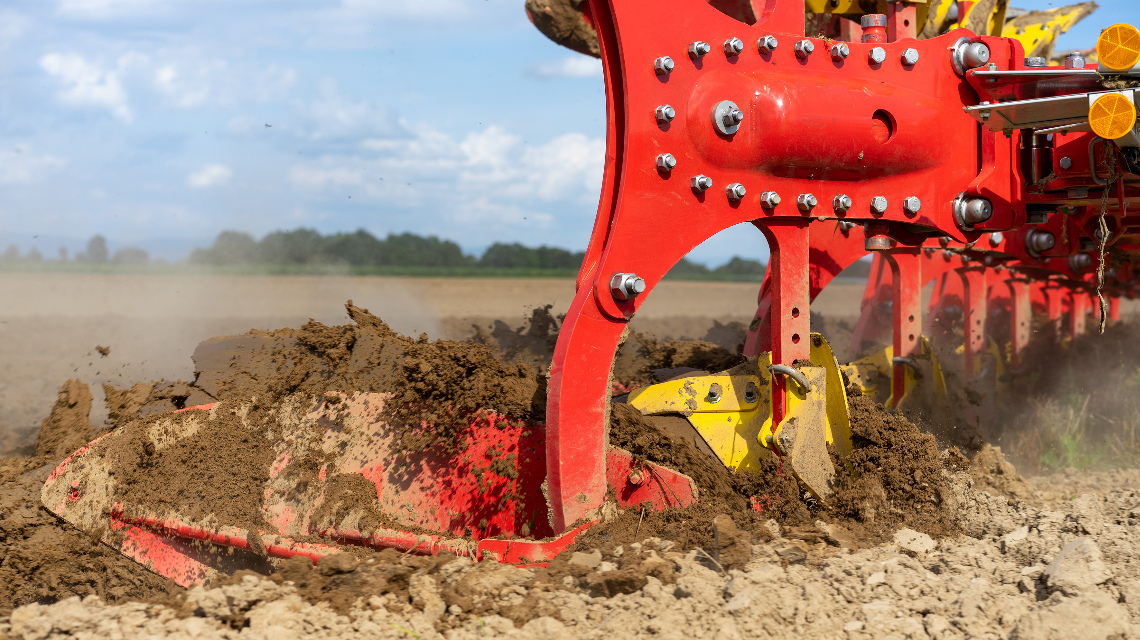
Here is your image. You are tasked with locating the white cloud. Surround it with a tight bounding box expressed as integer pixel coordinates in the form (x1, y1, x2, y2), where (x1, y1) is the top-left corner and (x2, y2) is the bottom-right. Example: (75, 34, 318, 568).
(40, 53, 132, 122)
(299, 79, 403, 142)
(0, 145, 67, 184)
(187, 164, 232, 188)
(56, 0, 162, 18)
(529, 56, 602, 79)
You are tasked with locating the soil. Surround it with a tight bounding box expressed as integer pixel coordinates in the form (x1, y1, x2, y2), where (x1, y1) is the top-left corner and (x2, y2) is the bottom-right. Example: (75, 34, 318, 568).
(3, 299, 1140, 639)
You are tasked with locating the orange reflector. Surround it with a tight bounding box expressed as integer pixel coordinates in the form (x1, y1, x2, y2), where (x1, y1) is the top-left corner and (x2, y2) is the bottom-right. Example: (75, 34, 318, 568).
(1089, 93, 1137, 140)
(1097, 23, 1140, 71)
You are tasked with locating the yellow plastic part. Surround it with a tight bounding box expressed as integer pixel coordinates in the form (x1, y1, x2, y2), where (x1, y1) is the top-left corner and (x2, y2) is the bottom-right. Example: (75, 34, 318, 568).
(1097, 23, 1140, 71)
(1089, 92, 1138, 140)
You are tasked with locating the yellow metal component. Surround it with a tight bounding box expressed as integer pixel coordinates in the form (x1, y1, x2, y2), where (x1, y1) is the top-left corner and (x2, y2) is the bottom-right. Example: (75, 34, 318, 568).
(890, 337, 950, 413)
(1097, 23, 1140, 71)
(986, 337, 1009, 396)
(1089, 92, 1138, 140)
(771, 366, 836, 499)
(1000, 3, 1097, 60)
(628, 333, 852, 482)
(844, 345, 893, 405)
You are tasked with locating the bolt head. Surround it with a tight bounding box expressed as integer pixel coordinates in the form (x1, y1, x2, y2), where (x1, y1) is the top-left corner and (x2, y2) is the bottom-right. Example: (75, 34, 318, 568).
(1065, 52, 1086, 69)
(1059, 156, 1073, 169)
(654, 104, 675, 123)
(833, 194, 852, 212)
(688, 41, 711, 58)
(1024, 56, 1048, 67)
(726, 183, 746, 201)
(902, 196, 921, 215)
(870, 195, 888, 214)
(706, 383, 723, 404)
(869, 47, 887, 64)
(965, 43, 991, 68)
(757, 35, 778, 54)
(796, 193, 817, 211)
(830, 43, 849, 61)
(902, 48, 919, 66)
(760, 191, 781, 208)
(653, 56, 674, 75)
(691, 175, 712, 192)
(610, 272, 646, 301)
(656, 153, 676, 171)
(712, 100, 742, 135)
(989, 231, 1003, 247)
(724, 37, 744, 56)
(794, 40, 814, 58)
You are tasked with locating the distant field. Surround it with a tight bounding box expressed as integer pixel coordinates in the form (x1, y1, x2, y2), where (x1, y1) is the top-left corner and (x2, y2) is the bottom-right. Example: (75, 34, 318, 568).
(1, 272, 864, 453)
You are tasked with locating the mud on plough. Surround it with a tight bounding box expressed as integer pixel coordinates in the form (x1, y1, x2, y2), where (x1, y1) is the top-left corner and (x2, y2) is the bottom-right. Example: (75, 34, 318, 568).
(43, 0, 1140, 585)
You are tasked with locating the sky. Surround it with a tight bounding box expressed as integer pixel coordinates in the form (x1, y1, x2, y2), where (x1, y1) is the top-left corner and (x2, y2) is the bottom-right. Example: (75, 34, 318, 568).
(0, 0, 1133, 265)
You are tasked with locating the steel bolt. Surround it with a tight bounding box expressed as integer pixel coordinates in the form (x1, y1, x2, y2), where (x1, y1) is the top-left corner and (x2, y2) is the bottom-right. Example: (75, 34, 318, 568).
(839, 220, 856, 232)
(939, 236, 951, 247)
(757, 35, 778, 54)
(833, 194, 852, 212)
(706, 383, 723, 404)
(955, 196, 993, 227)
(901, 48, 920, 66)
(1069, 253, 1093, 272)
(989, 231, 1004, 247)
(656, 153, 676, 171)
(628, 467, 646, 485)
(655, 104, 675, 123)
(1059, 156, 1073, 169)
(830, 42, 849, 61)
(610, 272, 646, 301)
(654, 56, 674, 75)
(902, 196, 922, 215)
(797, 193, 817, 211)
(1066, 51, 1086, 69)
(760, 191, 781, 208)
(794, 40, 815, 59)
(688, 41, 711, 58)
(691, 174, 713, 192)
(726, 182, 746, 201)
(712, 100, 743, 135)
(869, 47, 887, 65)
(743, 382, 759, 403)
(1024, 56, 1048, 67)
(1025, 229, 1056, 255)
(724, 37, 744, 56)
(870, 196, 888, 214)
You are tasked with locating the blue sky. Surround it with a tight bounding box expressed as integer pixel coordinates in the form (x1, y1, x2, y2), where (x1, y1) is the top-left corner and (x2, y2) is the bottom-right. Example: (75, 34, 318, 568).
(0, 0, 1132, 265)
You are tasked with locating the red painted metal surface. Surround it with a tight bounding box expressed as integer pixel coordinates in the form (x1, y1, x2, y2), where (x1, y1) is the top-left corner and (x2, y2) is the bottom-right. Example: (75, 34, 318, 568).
(43, 394, 698, 584)
(884, 248, 922, 403)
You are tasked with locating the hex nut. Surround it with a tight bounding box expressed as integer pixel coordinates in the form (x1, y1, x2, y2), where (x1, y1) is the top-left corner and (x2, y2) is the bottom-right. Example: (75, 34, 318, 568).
(726, 183, 746, 201)
(1065, 52, 1086, 69)
(610, 273, 646, 301)
(901, 48, 919, 66)
(902, 196, 921, 215)
(688, 41, 711, 58)
(1060, 156, 1073, 169)
(712, 100, 743, 135)
(656, 153, 676, 171)
(654, 56, 674, 75)
(1024, 56, 1048, 67)
(989, 231, 1003, 247)
(724, 37, 744, 56)
(760, 191, 781, 208)
(830, 43, 849, 61)
(691, 175, 713, 192)
(869, 47, 887, 64)
(654, 105, 675, 124)
(870, 196, 888, 214)
(794, 40, 814, 59)
(866, 235, 892, 251)
(797, 193, 817, 211)
(833, 194, 852, 212)
(757, 35, 778, 54)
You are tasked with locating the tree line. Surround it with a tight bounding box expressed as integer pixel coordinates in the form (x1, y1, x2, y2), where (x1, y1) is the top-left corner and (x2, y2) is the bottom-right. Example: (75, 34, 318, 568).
(188, 228, 770, 279)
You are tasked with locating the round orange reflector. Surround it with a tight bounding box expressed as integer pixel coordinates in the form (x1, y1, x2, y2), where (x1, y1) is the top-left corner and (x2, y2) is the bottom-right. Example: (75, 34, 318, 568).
(1089, 93, 1137, 140)
(1097, 23, 1140, 71)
